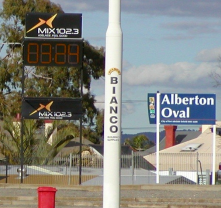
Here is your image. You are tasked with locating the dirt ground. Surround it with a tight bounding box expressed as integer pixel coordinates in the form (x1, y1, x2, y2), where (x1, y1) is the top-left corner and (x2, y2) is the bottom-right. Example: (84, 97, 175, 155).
(0, 174, 97, 185)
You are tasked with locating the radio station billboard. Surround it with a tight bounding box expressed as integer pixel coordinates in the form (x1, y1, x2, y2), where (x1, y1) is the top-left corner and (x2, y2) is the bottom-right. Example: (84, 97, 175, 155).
(22, 97, 82, 120)
(25, 13, 82, 38)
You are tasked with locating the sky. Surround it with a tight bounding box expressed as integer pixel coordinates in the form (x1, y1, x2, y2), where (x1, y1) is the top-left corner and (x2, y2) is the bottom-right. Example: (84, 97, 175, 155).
(2, 0, 221, 134)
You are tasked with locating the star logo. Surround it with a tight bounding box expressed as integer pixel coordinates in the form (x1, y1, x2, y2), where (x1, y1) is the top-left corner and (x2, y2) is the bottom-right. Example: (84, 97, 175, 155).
(27, 14, 57, 33)
(29, 101, 53, 116)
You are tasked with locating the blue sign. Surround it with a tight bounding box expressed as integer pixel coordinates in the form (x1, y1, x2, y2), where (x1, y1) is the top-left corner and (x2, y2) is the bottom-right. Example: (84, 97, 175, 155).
(147, 93, 157, 124)
(148, 93, 216, 125)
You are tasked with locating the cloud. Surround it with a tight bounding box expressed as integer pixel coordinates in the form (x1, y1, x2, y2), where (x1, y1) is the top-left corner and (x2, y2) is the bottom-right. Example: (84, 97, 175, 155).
(52, 0, 221, 18)
(123, 62, 217, 90)
(51, 0, 108, 12)
(93, 60, 220, 113)
(160, 21, 221, 41)
(122, 102, 135, 114)
(122, 0, 221, 17)
(161, 21, 221, 36)
(195, 48, 221, 62)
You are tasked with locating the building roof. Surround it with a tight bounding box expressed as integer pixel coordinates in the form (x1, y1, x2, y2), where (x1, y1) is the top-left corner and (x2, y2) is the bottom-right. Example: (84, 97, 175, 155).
(89, 144, 133, 156)
(140, 130, 201, 156)
(144, 122, 221, 171)
(57, 138, 134, 157)
(56, 137, 94, 156)
(152, 126, 220, 154)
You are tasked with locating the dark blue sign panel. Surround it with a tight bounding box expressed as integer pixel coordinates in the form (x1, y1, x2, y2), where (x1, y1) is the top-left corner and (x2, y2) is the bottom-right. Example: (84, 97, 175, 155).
(147, 93, 157, 124)
(160, 93, 216, 125)
(147, 93, 216, 125)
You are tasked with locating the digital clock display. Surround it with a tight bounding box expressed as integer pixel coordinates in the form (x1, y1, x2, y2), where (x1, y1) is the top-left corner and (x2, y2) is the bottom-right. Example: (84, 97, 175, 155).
(23, 38, 83, 67)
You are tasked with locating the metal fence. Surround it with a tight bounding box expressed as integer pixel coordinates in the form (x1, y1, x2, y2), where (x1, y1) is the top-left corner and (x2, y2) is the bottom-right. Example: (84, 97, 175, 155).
(0, 152, 220, 185)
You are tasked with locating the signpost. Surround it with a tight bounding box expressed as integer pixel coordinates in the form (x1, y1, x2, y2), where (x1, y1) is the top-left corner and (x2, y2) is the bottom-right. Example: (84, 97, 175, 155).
(21, 13, 83, 184)
(148, 93, 216, 125)
(147, 92, 216, 184)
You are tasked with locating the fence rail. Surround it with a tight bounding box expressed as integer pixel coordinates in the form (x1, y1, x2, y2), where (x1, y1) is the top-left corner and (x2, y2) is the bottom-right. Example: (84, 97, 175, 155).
(0, 152, 220, 185)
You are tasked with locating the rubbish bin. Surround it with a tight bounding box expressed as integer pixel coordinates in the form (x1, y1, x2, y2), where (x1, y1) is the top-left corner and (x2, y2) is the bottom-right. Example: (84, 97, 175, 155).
(38, 187, 57, 208)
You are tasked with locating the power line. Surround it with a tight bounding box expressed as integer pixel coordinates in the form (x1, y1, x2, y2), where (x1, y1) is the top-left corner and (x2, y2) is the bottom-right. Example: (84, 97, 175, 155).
(95, 100, 146, 103)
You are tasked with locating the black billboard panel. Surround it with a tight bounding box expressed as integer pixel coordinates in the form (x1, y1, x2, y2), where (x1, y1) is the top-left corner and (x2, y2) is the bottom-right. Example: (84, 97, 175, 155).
(23, 38, 83, 67)
(22, 97, 82, 120)
(25, 13, 82, 38)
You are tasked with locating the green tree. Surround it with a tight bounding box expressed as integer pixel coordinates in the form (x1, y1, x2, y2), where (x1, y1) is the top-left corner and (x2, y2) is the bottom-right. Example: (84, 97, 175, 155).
(0, 118, 81, 164)
(0, 0, 105, 162)
(125, 134, 154, 151)
(80, 109, 104, 144)
(0, 0, 104, 120)
(0, 0, 64, 115)
(0, 117, 38, 164)
(34, 120, 79, 164)
(95, 109, 104, 138)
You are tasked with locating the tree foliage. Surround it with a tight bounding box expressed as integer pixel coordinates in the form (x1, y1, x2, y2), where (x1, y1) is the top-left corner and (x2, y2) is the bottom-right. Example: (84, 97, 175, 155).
(0, 117, 38, 164)
(0, 0, 105, 163)
(125, 134, 154, 151)
(0, 118, 80, 164)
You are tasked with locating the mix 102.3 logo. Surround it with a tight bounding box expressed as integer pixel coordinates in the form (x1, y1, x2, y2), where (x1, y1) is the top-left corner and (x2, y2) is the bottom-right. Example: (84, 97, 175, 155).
(29, 101, 72, 119)
(26, 13, 82, 38)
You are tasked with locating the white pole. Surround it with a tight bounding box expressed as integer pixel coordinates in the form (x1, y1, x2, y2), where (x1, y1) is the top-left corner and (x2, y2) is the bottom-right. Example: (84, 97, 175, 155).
(103, 0, 123, 207)
(212, 124, 216, 185)
(156, 91, 160, 184)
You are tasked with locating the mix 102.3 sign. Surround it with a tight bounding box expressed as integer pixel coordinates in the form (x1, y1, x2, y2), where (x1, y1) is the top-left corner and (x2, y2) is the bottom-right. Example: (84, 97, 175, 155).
(148, 93, 216, 125)
(22, 97, 82, 120)
(23, 13, 83, 67)
(25, 13, 82, 38)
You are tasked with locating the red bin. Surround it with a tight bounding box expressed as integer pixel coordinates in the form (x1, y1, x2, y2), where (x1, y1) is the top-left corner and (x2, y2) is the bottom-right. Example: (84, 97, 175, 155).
(38, 187, 57, 208)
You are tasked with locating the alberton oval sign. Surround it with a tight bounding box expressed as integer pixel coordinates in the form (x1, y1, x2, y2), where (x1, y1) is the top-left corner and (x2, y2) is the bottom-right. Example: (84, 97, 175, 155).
(148, 93, 216, 125)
